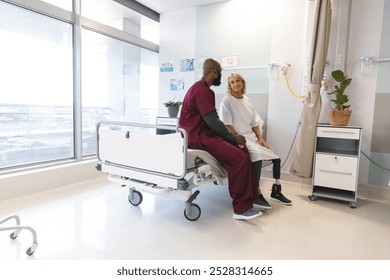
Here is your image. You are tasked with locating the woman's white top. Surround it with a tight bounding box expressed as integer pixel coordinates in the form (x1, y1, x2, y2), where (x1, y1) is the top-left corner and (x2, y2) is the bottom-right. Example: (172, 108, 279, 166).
(219, 94, 279, 162)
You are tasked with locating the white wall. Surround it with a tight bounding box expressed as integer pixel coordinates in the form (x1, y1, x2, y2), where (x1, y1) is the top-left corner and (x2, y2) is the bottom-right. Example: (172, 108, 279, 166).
(195, 0, 273, 95)
(346, 0, 384, 184)
(158, 8, 197, 117)
(267, 0, 307, 172)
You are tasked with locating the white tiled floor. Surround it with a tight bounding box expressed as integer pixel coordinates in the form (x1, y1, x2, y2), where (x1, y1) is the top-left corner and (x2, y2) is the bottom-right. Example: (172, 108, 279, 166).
(1, 177, 390, 260)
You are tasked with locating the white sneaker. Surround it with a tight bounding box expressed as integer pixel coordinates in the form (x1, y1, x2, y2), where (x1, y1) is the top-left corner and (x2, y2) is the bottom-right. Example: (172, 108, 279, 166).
(233, 208, 262, 220)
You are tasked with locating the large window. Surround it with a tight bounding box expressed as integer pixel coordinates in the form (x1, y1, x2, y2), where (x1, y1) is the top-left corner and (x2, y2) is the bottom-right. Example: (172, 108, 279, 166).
(81, 30, 159, 156)
(0, 2, 73, 169)
(0, 0, 159, 169)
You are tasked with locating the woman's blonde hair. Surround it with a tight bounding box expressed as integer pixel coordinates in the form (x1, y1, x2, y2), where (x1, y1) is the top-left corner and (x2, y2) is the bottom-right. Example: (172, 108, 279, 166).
(227, 73, 246, 95)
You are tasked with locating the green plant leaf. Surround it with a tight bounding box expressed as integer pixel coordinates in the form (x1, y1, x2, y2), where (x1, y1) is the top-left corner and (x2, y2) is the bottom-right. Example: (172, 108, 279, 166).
(336, 95, 349, 104)
(331, 70, 345, 82)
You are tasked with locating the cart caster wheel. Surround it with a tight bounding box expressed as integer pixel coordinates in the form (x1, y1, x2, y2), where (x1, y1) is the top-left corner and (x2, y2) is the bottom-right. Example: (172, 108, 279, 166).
(184, 203, 201, 221)
(26, 247, 34, 256)
(308, 195, 317, 201)
(128, 190, 143, 206)
(26, 243, 38, 256)
(10, 230, 21, 240)
(349, 202, 356, 208)
(26, 247, 35, 256)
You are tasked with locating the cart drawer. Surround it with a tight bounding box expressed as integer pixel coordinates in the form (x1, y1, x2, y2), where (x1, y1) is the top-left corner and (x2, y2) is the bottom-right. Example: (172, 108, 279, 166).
(314, 154, 358, 191)
(317, 126, 360, 140)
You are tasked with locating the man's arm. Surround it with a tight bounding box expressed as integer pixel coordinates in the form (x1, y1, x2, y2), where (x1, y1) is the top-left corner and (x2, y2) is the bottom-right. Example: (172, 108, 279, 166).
(202, 111, 246, 146)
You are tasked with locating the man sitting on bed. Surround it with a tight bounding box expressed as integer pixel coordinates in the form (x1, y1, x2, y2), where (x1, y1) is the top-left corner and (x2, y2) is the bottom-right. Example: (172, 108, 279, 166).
(179, 58, 261, 220)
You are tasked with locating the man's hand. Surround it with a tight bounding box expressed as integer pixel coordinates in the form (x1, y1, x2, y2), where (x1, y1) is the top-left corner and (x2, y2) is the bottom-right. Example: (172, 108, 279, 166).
(234, 134, 246, 148)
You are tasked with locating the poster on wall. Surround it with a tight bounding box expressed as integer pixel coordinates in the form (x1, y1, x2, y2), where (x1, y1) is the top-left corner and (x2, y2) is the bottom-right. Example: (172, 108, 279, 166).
(161, 61, 174, 72)
(180, 59, 194, 72)
(177, 78, 185, 90)
(170, 78, 185, 91)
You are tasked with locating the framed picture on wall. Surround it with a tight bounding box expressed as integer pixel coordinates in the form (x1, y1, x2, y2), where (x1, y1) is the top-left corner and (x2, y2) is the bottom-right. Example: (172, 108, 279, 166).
(180, 59, 194, 72)
(161, 61, 174, 72)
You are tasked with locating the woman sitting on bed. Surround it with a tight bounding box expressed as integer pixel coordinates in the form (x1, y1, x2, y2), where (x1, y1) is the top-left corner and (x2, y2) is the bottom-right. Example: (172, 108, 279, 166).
(219, 73, 292, 210)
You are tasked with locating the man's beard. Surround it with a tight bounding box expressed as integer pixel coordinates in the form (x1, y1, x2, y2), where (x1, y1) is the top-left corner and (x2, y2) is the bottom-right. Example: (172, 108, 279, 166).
(212, 74, 222, 86)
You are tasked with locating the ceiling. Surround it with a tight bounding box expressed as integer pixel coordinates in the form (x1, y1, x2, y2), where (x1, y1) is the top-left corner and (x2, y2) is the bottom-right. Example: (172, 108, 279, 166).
(135, 0, 229, 14)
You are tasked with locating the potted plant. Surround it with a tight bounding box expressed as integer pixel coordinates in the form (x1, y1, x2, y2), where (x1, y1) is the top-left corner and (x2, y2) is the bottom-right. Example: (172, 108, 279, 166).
(163, 98, 182, 117)
(327, 69, 352, 126)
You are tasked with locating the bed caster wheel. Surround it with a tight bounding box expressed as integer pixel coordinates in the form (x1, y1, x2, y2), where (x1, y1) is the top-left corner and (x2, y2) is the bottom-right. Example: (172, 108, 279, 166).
(308, 195, 317, 201)
(184, 203, 201, 221)
(128, 189, 143, 206)
(349, 202, 356, 208)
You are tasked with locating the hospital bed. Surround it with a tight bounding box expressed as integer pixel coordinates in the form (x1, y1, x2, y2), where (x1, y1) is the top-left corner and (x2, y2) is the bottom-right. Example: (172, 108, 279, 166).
(0, 215, 38, 256)
(96, 121, 227, 221)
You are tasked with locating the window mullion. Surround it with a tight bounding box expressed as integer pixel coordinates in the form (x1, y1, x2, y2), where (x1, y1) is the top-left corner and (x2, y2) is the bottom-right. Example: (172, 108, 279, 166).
(73, 0, 82, 159)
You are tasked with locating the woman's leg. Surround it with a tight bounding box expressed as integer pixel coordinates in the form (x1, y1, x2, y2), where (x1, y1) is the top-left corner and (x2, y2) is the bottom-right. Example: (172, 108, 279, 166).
(252, 160, 271, 209)
(270, 158, 292, 205)
(252, 160, 262, 190)
(272, 158, 281, 180)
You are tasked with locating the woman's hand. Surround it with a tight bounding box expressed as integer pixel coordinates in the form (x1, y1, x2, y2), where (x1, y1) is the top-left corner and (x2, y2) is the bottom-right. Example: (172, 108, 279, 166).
(259, 138, 270, 149)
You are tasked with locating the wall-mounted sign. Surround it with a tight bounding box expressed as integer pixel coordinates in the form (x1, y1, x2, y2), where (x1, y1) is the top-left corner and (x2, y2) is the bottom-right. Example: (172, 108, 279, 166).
(221, 55, 239, 68)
